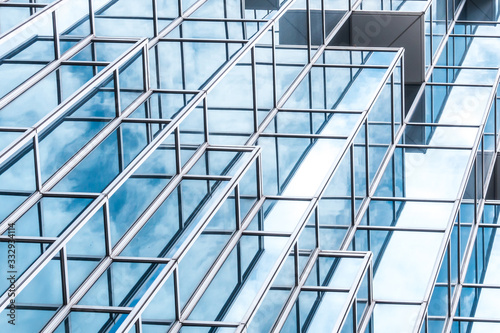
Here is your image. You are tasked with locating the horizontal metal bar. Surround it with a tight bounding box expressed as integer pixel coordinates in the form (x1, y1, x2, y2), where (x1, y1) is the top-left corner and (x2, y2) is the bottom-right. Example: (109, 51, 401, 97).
(0, 2, 47, 8)
(0, 236, 57, 243)
(258, 133, 349, 139)
(71, 305, 132, 314)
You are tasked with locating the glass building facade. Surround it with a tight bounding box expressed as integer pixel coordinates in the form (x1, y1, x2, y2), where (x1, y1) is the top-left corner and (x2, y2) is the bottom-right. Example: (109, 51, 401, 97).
(1, 0, 500, 332)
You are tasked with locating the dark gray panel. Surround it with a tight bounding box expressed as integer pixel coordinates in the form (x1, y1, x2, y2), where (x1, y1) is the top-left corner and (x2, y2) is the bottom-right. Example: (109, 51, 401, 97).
(351, 11, 425, 84)
(459, 0, 499, 21)
(245, 0, 279, 10)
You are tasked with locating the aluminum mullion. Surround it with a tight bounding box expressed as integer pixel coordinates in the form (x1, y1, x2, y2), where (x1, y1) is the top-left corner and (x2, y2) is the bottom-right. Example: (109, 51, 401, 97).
(217, 48, 403, 331)
(0, 0, 65, 43)
(38, 142, 209, 332)
(312, 63, 392, 69)
(241, 230, 291, 237)
(300, 286, 351, 292)
(425, 75, 500, 333)
(88, 0, 95, 35)
(61, 60, 110, 66)
(424, 0, 467, 82)
(356, 225, 446, 232)
(51, 11, 60, 59)
(103, 202, 112, 256)
(135, 318, 142, 333)
(112, 257, 171, 264)
(235, 100, 396, 332)
(0, 2, 426, 332)
(251, 47, 258, 133)
(173, 267, 181, 321)
(113, 148, 261, 332)
(151, 0, 158, 37)
(270, 248, 320, 332)
(331, 253, 372, 333)
(0, 38, 146, 167)
(0, 235, 57, 243)
(182, 17, 268, 23)
(59, 247, 70, 305)
(0, 2, 46, 8)
(0, 86, 204, 314)
(370, 196, 455, 203)
(247, 45, 399, 148)
(149, 0, 207, 45)
(0, 194, 106, 312)
(0, 88, 153, 235)
(343, 9, 480, 329)
(259, 133, 349, 139)
(278, 108, 364, 114)
(454, 317, 500, 323)
(445, 145, 500, 330)
(397, 144, 473, 150)
(341, 75, 489, 245)
(167, 196, 267, 331)
(371, 299, 424, 306)
(0, 33, 93, 110)
(182, 320, 240, 327)
(0, 59, 51, 65)
(406, 122, 480, 128)
(16, 15, 308, 322)
(0, 1, 210, 191)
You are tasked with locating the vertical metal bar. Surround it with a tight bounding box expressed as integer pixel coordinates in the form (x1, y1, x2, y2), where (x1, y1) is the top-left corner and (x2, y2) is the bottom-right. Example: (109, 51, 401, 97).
(251, 47, 259, 133)
(113, 69, 121, 117)
(315, 206, 320, 248)
(106, 264, 114, 307)
(457, 209, 461, 281)
(350, 145, 356, 224)
(142, 44, 150, 92)
(430, 3, 434, 66)
(103, 202, 113, 256)
(400, 56, 405, 126)
(306, 0, 311, 60)
(237, 239, 243, 284)
(364, 119, 370, 194)
(116, 126, 125, 172)
(235, 185, 241, 230)
(52, 11, 60, 60)
(321, 0, 326, 44)
(203, 97, 209, 144)
(135, 317, 143, 333)
(447, 241, 452, 316)
(256, 155, 263, 200)
(88, 0, 96, 35)
(152, 0, 159, 37)
(29, 0, 36, 16)
(33, 136, 43, 192)
(173, 267, 181, 321)
(178, 0, 183, 16)
(352, 296, 357, 332)
(223, 0, 230, 60)
(495, 95, 498, 153)
(60, 247, 70, 305)
(293, 243, 299, 286)
(273, 118, 280, 192)
(145, 100, 153, 143)
(91, 40, 98, 76)
(175, 127, 182, 174)
(391, 74, 395, 144)
(37, 200, 45, 253)
(240, 0, 247, 39)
